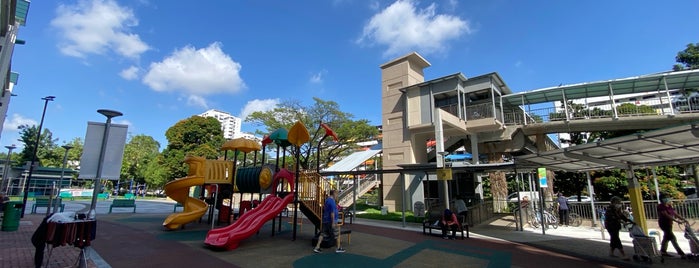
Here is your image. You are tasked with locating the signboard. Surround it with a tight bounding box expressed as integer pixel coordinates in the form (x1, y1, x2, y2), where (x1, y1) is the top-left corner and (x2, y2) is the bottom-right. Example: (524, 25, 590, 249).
(538, 167, 548, 187)
(79, 122, 128, 180)
(437, 168, 452, 181)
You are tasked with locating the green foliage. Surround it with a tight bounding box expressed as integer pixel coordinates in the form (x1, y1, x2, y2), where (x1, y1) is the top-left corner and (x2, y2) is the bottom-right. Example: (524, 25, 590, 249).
(245, 97, 379, 170)
(592, 170, 629, 200)
(161, 116, 225, 181)
(120, 135, 162, 187)
(17, 125, 59, 167)
(355, 207, 421, 223)
(553, 171, 587, 197)
(673, 42, 699, 71)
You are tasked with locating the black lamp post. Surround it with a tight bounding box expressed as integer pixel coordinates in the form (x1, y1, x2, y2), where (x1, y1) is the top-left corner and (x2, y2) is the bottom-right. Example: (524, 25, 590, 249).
(87, 109, 122, 219)
(20, 96, 55, 218)
(53, 145, 73, 213)
(1, 144, 16, 192)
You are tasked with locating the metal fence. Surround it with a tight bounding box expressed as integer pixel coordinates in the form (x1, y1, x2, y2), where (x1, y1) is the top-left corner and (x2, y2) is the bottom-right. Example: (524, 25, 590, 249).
(562, 199, 699, 222)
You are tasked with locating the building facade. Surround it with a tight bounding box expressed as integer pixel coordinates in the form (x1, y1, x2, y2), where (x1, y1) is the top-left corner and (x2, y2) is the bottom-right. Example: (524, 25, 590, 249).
(199, 109, 242, 140)
(0, 0, 30, 140)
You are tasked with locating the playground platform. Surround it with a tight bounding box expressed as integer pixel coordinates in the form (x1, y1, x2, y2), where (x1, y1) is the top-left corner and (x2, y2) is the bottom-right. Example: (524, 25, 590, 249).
(1, 199, 694, 267)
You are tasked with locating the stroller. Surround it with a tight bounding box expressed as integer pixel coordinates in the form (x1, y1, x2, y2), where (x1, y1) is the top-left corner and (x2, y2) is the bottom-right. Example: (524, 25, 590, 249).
(683, 221, 699, 260)
(628, 223, 664, 264)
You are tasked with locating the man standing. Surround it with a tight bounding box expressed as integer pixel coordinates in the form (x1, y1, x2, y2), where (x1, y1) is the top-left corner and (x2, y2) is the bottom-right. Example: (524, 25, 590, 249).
(313, 190, 345, 253)
(556, 193, 569, 226)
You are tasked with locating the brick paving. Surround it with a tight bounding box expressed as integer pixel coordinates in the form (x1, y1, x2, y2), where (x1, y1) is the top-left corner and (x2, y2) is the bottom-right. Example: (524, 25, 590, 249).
(2, 199, 697, 267)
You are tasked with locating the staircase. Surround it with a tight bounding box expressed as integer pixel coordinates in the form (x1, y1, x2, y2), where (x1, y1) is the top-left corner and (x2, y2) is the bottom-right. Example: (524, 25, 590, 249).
(337, 175, 380, 208)
(296, 170, 328, 229)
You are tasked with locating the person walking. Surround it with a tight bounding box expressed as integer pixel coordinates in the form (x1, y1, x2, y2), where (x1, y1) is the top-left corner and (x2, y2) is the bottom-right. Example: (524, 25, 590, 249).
(556, 193, 569, 226)
(657, 194, 687, 257)
(313, 190, 345, 253)
(605, 196, 633, 260)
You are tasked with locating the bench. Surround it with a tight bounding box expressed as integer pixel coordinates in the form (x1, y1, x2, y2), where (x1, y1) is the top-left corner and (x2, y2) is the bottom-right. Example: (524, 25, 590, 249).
(109, 199, 136, 213)
(422, 210, 469, 239)
(124, 193, 135, 199)
(31, 197, 64, 214)
(59, 192, 74, 201)
(97, 193, 109, 200)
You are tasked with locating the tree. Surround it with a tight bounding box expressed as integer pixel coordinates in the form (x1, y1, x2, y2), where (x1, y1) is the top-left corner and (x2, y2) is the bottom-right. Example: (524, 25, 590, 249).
(553, 171, 587, 200)
(120, 135, 162, 187)
(673, 42, 699, 71)
(246, 97, 379, 170)
(16, 124, 59, 167)
(160, 116, 225, 182)
(587, 103, 656, 142)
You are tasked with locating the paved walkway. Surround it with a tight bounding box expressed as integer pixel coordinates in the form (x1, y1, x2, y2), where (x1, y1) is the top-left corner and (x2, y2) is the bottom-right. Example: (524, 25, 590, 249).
(1, 199, 697, 267)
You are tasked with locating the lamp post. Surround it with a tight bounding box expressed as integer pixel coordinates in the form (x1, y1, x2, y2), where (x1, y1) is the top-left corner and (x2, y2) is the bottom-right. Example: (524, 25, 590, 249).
(1, 144, 16, 193)
(20, 96, 55, 218)
(53, 145, 73, 213)
(87, 109, 122, 219)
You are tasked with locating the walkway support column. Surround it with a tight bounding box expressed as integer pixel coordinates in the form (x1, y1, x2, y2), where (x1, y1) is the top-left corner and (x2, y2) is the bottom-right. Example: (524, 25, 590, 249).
(626, 167, 647, 233)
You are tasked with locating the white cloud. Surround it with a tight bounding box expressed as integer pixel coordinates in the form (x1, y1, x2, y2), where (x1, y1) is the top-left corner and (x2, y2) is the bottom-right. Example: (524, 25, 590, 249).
(119, 66, 140, 80)
(357, 0, 471, 57)
(142, 42, 246, 103)
(3, 114, 37, 131)
(239, 99, 280, 120)
(51, 0, 150, 59)
(187, 95, 209, 109)
(309, 70, 327, 84)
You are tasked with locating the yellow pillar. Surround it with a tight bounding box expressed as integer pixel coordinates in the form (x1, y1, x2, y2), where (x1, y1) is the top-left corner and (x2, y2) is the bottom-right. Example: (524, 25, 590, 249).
(626, 168, 647, 234)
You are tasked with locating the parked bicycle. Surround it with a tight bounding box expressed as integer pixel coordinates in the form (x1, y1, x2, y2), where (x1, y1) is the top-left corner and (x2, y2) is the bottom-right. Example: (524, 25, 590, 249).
(568, 212, 582, 227)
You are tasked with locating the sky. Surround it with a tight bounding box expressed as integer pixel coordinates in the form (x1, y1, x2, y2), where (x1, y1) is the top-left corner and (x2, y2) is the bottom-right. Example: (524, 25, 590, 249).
(2, 0, 698, 151)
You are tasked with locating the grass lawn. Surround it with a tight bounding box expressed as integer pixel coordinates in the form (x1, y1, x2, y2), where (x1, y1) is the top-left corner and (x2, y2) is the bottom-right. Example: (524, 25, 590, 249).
(353, 203, 424, 223)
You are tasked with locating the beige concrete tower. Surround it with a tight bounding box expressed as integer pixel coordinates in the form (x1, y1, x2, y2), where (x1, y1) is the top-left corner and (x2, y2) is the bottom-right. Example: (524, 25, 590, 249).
(380, 52, 430, 212)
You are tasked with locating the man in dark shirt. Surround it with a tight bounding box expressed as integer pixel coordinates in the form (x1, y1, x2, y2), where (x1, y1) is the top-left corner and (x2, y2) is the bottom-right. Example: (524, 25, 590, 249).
(657, 194, 687, 257)
(313, 190, 345, 253)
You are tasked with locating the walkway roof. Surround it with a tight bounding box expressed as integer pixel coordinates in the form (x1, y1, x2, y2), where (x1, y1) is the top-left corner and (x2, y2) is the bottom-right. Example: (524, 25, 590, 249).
(515, 123, 699, 172)
(503, 69, 699, 106)
(324, 149, 382, 172)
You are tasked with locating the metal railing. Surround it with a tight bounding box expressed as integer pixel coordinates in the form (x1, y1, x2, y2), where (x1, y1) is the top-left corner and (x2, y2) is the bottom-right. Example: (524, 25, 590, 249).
(465, 201, 495, 226)
(555, 199, 699, 222)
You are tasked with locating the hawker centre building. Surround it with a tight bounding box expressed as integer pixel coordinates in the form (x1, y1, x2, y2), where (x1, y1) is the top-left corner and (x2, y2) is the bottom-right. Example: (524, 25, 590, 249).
(376, 51, 699, 222)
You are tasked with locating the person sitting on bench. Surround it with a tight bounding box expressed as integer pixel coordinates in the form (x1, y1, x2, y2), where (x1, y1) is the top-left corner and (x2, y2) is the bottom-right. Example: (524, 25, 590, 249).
(440, 208, 460, 240)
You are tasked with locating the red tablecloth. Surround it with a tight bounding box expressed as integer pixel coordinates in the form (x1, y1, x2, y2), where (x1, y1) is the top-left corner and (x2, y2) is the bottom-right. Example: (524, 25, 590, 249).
(45, 220, 96, 248)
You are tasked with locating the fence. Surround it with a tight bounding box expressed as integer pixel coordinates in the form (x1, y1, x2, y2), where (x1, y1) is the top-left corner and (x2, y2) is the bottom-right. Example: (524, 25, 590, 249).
(465, 200, 495, 226)
(559, 198, 699, 222)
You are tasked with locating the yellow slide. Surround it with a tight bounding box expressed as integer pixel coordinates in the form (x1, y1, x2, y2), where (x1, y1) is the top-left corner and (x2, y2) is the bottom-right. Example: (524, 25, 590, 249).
(162, 175, 208, 230)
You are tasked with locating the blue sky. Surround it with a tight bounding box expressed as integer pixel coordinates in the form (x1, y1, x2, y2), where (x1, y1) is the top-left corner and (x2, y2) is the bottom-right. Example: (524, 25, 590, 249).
(2, 0, 698, 151)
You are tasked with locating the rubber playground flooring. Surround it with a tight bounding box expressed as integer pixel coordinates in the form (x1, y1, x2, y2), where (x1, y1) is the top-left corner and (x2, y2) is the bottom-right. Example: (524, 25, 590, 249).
(90, 213, 619, 268)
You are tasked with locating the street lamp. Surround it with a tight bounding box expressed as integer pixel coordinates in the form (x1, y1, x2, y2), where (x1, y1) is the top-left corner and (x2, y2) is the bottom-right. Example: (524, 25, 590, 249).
(20, 96, 55, 218)
(53, 145, 73, 213)
(87, 109, 122, 219)
(1, 144, 16, 193)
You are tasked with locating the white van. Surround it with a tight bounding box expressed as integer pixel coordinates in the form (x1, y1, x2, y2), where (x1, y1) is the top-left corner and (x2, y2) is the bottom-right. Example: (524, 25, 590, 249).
(507, 191, 540, 202)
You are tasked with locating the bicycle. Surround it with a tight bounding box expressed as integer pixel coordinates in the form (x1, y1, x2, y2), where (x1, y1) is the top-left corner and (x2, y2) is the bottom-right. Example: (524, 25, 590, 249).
(568, 212, 582, 227)
(531, 207, 558, 230)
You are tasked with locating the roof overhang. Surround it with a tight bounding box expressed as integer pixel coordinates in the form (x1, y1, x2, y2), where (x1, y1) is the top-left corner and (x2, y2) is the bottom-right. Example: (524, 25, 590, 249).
(503, 69, 699, 106)
(515, 123, 699, 172)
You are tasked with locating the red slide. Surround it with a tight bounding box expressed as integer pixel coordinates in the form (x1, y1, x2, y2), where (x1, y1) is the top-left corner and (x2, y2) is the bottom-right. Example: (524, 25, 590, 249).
(204, 193, 295, 250)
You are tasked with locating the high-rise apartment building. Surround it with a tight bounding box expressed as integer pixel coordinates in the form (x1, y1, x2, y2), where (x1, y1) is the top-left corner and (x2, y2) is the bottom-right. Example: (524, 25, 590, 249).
(199, 109, 241, 140)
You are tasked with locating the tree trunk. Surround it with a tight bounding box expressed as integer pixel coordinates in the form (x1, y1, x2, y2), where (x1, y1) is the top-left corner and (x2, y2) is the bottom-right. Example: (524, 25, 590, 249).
(488, 154, 508, 213)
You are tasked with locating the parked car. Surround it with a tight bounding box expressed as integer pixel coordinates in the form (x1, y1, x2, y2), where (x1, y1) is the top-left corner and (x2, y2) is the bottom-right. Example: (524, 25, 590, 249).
(507, 192, 540, 203)
(566, 195, 591, 202)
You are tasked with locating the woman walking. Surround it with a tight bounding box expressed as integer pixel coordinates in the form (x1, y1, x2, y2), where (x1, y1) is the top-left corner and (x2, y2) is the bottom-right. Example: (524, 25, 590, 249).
(605, 196, 633, 260)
